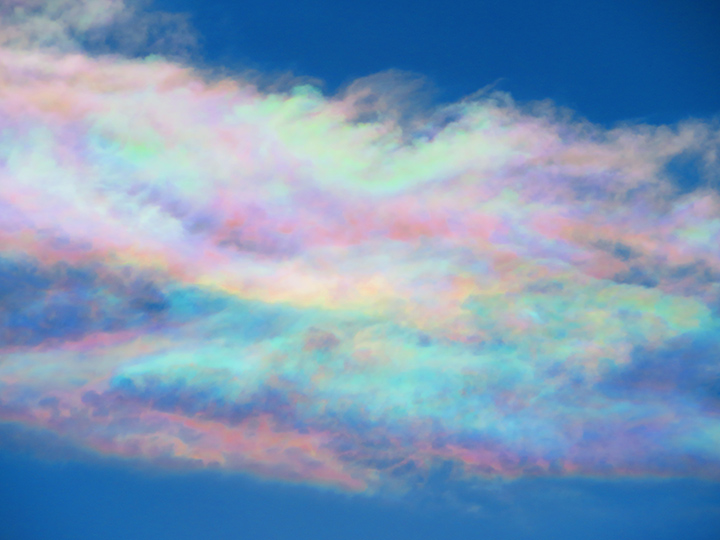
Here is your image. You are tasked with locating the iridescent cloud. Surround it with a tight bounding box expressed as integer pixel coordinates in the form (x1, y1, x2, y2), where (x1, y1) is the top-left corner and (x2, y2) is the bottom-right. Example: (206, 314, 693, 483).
(1, 0, 719, 493)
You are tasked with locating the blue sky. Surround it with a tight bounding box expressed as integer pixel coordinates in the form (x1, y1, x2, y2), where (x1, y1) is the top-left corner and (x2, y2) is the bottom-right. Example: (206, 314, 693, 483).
(1, 1, 720, 539)
(155, 0, 720, 124)
(2, 444, 720, 540)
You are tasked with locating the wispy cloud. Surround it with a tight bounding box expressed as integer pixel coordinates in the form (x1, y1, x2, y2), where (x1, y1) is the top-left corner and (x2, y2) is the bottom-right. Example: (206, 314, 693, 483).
(1, 0, 719, 493)
(0, 0, 197, 57)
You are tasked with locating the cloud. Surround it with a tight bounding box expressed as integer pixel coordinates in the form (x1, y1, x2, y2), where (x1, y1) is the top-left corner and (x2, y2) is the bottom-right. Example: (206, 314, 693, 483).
(1, 0, 720, 493)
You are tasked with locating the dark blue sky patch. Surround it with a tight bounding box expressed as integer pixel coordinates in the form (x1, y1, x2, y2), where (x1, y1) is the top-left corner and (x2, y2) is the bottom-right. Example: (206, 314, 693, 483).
(76, 0, 199, 61)
(666, 150, 709, 194)
(669, 262, 720, 284)
(594, 240, 640, 262)
(105, 376, 305, 430)
(127, 281, 171, 314)
(0, 255, 231, 348)
(0, 256, 52, 306)
(0, 256, 164, 346)
(602, 259, 720, 307)
(598, 330, 720, 410)
(612, 266, 659, 288)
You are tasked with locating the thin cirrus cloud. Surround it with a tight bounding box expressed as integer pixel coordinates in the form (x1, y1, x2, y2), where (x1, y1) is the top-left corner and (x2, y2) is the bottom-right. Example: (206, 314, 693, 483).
(0, 0, 719, 495)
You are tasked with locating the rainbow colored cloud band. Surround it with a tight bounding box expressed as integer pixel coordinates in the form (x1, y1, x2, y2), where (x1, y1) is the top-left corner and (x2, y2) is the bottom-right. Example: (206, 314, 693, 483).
(1, 2, 719, 493)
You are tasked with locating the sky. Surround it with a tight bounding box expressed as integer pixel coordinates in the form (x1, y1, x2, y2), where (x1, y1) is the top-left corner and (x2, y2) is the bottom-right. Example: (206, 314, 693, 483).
(0, 1, 719, 538)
